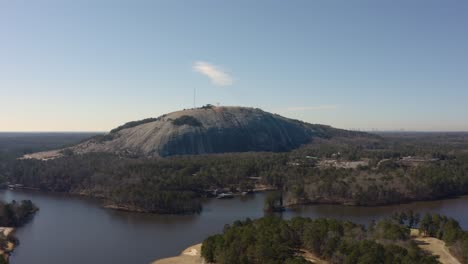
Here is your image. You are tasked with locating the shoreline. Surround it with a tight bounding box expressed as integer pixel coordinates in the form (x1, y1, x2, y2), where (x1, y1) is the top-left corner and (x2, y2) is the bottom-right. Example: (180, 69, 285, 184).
(152, 243, 204, 264)
(0, 227, 16, 262)
(285, 194, 468, 209)
(410, 229, 461, 264)
(6, 187, 468, 215)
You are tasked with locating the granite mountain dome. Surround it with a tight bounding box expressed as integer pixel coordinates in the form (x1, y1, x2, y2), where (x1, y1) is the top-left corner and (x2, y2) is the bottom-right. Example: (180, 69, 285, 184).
(25, 106, 366, 159)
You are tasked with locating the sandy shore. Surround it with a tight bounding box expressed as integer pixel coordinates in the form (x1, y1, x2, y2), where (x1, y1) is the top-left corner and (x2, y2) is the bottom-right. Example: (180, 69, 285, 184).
(299, 249, 329, 264)
(21, 149, 63, 160)
(0, 227, 16, 261)
(411, 229, 461, 264)
(152, 243, 204, 264)
(152, 244, 329, 264)
(0, 227, 14, 237)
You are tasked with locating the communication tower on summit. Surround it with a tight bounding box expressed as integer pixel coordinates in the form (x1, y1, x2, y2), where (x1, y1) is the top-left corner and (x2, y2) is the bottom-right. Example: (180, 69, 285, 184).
(193, 87, 196, 108)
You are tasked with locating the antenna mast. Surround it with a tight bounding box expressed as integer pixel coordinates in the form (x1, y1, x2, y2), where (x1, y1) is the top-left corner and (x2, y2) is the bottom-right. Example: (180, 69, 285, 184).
(193, 87, 196, 108)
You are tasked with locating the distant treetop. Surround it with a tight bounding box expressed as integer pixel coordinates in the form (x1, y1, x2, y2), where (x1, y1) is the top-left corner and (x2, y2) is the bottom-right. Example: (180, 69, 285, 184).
(172, 115, 203, 127)
(110, 117, 162, 133)
(200, 104, 214, 109)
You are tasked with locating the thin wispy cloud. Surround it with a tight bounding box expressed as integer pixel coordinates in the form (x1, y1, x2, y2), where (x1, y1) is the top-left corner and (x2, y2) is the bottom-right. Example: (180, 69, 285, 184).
(193, 61, 233, 86)
(284, 105, 339, 112)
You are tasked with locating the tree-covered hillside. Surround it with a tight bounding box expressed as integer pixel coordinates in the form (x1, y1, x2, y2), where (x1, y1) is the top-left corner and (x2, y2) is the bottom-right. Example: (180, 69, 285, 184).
(6, 132, 468, 214)
(201, 216, 437, 264)
(0, 200, 38, 264)
(201, 212, 468, 264)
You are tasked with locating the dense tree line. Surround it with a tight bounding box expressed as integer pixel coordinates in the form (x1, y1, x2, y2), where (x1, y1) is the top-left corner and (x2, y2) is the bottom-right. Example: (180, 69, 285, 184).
(172, 115, 203, 127)
(283, 133, 468, 207)
(283, 156, 468, 206)
(4, 132, 468, 214)
(263, 191, 284, 212)
(8, 146, 468, 213)
(0, 132, 99, 187)
(418, 213, 468, 263)
(0, 200, 38, 264)
(0, 133, 98, 158)
(9, 152, 292, 213)
(201, 215, 441, 264)
(109, 117, 162, 133)
(0, 200, 38, 227)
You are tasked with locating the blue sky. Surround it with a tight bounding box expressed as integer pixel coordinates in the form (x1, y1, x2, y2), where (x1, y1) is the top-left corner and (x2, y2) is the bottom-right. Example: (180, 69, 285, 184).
(1, 0, 467, 131)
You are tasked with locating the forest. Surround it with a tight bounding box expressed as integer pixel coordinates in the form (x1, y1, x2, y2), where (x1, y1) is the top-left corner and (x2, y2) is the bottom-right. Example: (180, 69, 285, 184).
(0, 132, 99, 158)
(0, 200, 38, 227)
(2, 132, 468, 214)
(201, 212, 468, 264)
(0, 200, 38, 264)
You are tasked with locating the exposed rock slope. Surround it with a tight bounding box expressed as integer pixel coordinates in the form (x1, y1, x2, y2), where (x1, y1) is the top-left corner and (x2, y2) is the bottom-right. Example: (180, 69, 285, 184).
(26, 106, 365, 158)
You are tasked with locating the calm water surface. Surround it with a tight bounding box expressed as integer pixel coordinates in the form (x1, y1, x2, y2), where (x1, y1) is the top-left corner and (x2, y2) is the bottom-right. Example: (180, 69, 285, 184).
(2, 189, 468, 264)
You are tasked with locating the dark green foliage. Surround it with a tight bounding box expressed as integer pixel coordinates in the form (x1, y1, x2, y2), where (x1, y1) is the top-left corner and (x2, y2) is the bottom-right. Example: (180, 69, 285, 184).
(92, 134, 116, 142)
(5, 132, 468, 214)
(391, 211, 421, 229)
(110, 117, 160, 133)
(200, 104, 215, 109)
(0, 132, 98, 158)
(419, 213, 464, 245)
(171, 115, 203, 127)
(201, 216, 440, 264)
(284, 133, 468, 207)
(0, 200, 38, 227)
(201, 234, 224, 263)
(10, 152, 293, 213)
(442, 219, 462, 244)
(463, 234, 468, 264)
(202, 217, 301, 264)
(373, 219, 410, 241)
(0, 200, 38, 263)
(264, 191, 283, 212)
(8, 137, 468, 213)
(414, 213, 468, 263)
(11, 153, 210, 213)
(0, 132, 100, 188)
(60, 148, 74, 156)
(408, 211, 421, 228)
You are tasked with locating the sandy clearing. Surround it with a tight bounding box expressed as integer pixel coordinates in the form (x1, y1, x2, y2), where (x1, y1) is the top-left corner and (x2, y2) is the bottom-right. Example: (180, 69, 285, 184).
(6, 242, 14, 251)
(152, 244, 329, 264)
(0, 227, 15, 262)
(299, 249, 329, 264)
(0, 228, 14, 237)
(152, 243, 204, 264)
(411, 229, 461, 264)
(21, 149, 63, 160)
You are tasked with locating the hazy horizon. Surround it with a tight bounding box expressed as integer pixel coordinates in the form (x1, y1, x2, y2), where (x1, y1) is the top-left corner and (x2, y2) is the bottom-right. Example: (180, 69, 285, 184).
(2, 1, 468, 132)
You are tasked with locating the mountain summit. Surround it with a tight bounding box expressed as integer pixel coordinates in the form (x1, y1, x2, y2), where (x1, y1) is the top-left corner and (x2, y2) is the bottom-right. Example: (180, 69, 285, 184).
(25, 106, 366, 159)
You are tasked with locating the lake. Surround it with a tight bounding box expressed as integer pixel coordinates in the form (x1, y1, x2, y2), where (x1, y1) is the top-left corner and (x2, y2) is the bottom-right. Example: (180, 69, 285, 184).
(3, 189, 468, 264)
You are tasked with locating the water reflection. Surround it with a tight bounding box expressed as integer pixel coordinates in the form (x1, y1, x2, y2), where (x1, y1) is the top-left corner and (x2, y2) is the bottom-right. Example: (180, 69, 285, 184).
(2, 189, 468, 264)
(285, 196, 468, 227)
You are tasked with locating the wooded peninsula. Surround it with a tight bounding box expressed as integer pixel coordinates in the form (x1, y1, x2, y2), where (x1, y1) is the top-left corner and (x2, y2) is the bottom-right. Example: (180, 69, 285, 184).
(2, 132, 468, 214)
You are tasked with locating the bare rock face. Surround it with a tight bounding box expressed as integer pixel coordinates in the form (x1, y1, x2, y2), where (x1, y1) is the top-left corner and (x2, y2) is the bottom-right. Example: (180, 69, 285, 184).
(26, 106, 361, 159)
(75, 106, 317, 157)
